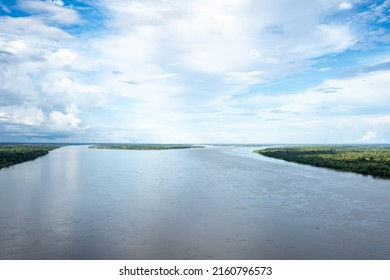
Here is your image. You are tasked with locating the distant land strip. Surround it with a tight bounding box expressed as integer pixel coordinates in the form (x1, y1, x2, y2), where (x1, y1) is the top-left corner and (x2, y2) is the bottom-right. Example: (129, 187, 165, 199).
(0, 144, 62, 169)
(89, 144, 204, 150)
(253, 146, 390, 179)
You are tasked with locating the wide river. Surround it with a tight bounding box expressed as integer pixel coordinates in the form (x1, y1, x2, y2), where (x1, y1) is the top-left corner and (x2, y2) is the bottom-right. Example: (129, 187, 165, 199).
(0, 145, 389, 259)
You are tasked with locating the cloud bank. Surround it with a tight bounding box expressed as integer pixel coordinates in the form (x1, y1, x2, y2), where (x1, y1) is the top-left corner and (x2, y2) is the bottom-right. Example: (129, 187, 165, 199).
(0, 0, 389, 143)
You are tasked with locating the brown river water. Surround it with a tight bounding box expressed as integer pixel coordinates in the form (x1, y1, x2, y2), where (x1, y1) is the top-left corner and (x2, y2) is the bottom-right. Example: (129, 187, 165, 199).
(0, 145, 389, 259)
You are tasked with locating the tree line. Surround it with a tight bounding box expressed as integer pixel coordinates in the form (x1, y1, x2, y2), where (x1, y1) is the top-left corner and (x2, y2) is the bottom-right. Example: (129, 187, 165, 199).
(0, 144, 61, 169)
(253, 145, 390, 179)
(89, 144, 204, 150)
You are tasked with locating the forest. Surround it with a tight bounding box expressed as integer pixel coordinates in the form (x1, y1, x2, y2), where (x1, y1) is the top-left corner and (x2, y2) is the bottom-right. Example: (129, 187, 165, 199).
(0, 144, 61, 169)
(89, 144, 204, 150)
(253, 145, 390, 179)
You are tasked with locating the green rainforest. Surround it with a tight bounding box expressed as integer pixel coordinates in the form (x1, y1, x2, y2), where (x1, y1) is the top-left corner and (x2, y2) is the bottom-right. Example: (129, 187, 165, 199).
(0, 144, 61, 169)
(254, 146, 390, 179)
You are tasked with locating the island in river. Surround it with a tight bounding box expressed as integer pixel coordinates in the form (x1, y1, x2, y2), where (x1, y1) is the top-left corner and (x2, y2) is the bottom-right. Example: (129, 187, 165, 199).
(0, 144, 61, 169)
(89, 144, 204, 150)
(253, 145, 390, 179)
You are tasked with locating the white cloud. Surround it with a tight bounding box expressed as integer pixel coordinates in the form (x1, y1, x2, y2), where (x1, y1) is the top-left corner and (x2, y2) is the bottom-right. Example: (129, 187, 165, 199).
(47, 48, 78, 66)
(49, 0, 64, 6)
(0, 16, 73, 39)
(249, 49, 279, 64)
(290, 24, 356, 56)
(0, 106, 46, 125)
(1, 0, 389, 143)
(39, 76, 104, 107)
(216, 131, 239, 141)
(318, 67, 332, 72)
(123, 73, 177, 85)
(19, 0, 81, 25)
(357, 131, 377, 142)
(339, 2, 353, 10)
(90, 0, 358, 91)
(201, 69, 390, 142)
(5, 40, 28, 54)
(223, 71, 265, 85)
(48, 105, 83, 130)
(253, 70, 390, 115)
(0, 104, 87, 133)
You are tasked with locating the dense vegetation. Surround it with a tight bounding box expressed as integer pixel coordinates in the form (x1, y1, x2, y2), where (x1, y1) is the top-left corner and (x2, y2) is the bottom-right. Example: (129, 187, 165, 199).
(89, 144, 204, 150)
(210, 144, 273, 147)
(0, 144, 61, 169)
(253, 145, 390, 179)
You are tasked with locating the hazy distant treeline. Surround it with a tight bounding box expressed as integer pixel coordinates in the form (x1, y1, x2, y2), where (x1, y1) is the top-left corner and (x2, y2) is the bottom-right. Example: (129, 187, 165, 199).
(89, 144, 204, 150)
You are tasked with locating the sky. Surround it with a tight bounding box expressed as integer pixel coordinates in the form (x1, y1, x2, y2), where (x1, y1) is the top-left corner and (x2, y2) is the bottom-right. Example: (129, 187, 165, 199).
(0, 0, 389, 143)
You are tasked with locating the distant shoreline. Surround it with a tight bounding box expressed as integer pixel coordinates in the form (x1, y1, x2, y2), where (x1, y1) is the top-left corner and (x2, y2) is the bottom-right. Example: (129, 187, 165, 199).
(253, 146, 390, 179)
(89, 144, 204, 150)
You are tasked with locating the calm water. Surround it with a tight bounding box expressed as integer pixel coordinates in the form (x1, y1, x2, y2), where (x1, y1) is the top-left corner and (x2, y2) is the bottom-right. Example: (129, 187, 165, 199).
(0, 145, 390, 259)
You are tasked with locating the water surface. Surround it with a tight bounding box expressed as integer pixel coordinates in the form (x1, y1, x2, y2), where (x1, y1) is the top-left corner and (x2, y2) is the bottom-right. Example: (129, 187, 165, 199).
(0, 145, 390, 259)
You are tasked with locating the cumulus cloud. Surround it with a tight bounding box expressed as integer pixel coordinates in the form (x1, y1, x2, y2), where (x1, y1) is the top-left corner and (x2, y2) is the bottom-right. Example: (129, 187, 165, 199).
(1, 0, 389, 142)
(0, 14, 96, 140)
(357, 131, 377, 142)
(48, 109, 82, 130)
(4, 40, 29, 55)
(339, 2, 353, 10)
(46, 48, 78, 66)
(0, 106, 46, 126)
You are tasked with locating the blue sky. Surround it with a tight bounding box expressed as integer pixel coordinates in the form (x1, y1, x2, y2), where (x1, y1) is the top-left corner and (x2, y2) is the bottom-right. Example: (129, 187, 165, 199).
(0, 0, 389, 143)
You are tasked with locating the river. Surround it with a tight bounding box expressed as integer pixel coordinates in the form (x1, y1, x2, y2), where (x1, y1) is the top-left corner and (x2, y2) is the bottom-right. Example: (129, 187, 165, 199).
(0, 145, 389, 259)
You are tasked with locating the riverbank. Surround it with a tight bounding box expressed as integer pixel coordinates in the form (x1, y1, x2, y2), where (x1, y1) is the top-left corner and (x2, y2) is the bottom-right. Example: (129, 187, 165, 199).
(253, 145, 390, 179)
(0, 144, 61, 169)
